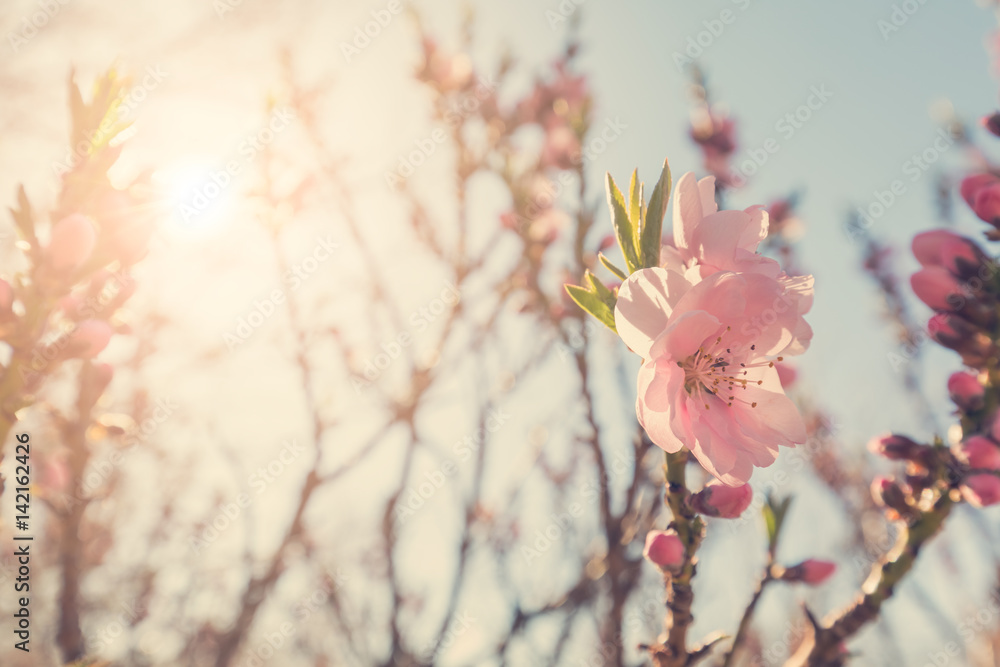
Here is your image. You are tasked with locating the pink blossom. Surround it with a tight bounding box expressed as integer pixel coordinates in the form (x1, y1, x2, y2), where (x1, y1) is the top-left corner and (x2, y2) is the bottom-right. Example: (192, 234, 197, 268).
(659, 175, 814, 323)
(690, 111, 736, 155)
(597, 234, 616, 252)
(0, 279, 12, 316)
(961, 474, 1000, 508)
(540, 125, 580, 170)
(910, 266, 963, 311)
(662, 172, 779, 283)
(912, 230, 987, 278)
(948, 372, 984, 411)
(67, 320, 114, 359)
(40, 456, 70, 494)
(548, 60, 588, 115)
(500, 211, 521, 232)
(615, 268, 811, 485)
(689, 480, 753, 518)
(518, 60, 589, 129)
(867, 433, 923, 461)
(927, 313, 994, 367)
(871, 476, 892, 502)
(527, 208, 569, 244)
(982, 112, 1000, 138)
(775, 362, 798, 389)
(958, 436, 1000, 471)
(870, 476, 908, 511)
(109, 220, 156, 266)
(81, 361, 115, 399)
(690, 110, 737, 186)
(643, 530, 684, 567)
(788, 559, 836, 585)
(418, 38, 473, 92)
(766, 199, 804, 241)
(93, 189, 156, 265)
(960, 173, 1000, 226)
(47, 214, 97, 273)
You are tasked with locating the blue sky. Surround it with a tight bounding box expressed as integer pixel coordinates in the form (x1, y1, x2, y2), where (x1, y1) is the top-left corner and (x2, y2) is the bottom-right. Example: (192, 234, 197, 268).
(421, 0, 1000, 444)
(1, 1, 997, 663)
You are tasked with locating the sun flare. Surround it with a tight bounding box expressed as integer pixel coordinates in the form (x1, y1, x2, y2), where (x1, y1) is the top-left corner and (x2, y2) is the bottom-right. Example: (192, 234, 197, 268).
(156, 161, 239, 238)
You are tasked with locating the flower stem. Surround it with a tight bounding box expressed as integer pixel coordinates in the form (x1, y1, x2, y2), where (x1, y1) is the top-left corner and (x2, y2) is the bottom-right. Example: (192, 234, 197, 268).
(785, 493, 954, 667)
(721, 570, 775, 667)
(649, 449, 706, 667)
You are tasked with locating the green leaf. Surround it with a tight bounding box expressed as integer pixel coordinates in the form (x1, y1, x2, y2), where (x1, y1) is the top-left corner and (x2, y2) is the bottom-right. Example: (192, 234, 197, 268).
(585, 270, 617, 309)
(605, 173, 640, 274)
(764, 494, 793, 551)
(598, 253, 628, 281)
(68, 71, 85, 143)
(628, 168, 642, 251)
(641, 158, 671, 269)
(10, 185, 37, 249)
(763, 503, 777, 545)
(565, 284, 617, 332)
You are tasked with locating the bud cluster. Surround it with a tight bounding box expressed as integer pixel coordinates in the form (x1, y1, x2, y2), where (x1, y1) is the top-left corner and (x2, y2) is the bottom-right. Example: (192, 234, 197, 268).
(867, 432, 1000, 512)
(910, 230, 999, 367)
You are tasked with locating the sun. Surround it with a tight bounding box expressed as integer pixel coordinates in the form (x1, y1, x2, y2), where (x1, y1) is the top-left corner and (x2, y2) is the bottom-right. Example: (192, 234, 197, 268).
(154, 161, 239, 239)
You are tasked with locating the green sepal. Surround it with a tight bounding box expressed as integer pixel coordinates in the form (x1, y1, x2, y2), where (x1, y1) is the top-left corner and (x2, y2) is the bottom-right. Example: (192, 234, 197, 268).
(565, 282, 617, 332)
(641, 158, 671, 269)
(598, 253, 628, 281)
(605, 173, 640, 274)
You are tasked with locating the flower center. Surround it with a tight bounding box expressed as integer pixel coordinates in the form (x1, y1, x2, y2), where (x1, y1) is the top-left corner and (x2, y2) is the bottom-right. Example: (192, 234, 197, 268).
(677, 327, 781, 410)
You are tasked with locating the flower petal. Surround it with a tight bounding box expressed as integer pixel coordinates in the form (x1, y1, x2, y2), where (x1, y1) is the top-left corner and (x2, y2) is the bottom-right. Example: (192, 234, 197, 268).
(673, 172, 704, 252)
(615, 268, 692, 357)
(636, 361, 686, 453)
(650, 310, 723, 361)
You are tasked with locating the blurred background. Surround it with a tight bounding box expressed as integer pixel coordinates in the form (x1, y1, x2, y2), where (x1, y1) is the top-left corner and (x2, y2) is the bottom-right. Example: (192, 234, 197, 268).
(1, 0, 999, 665)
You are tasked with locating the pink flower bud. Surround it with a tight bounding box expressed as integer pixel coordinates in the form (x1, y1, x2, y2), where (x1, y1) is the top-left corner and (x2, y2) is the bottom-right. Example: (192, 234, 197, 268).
(540, 125, 580, 170)
(928, 313, 994, 366)
(910, 267, 962, 311)
(961, 173, 1000, 226)
(982, 113, 1000, 138)
(958, 436, 1000, 471)
(913, 229, 960, 267)
(67, 320, 114, 359)
(47, 214, 97, 272)
(870, 476, 913, 520)
(786, 559, 836, 585)
(597, 234, 616, 252)
(775, 362, 798, 389)
(643, 530, 684, 568)
(109, 220, 156, 266)
(867, 434, 922, 461)
(41, 456, 70, 494)
(500, 211, 520, 232)
(528, 208, 568, 244)
(0, 279, 13, 317)
(961, 474, 1000, 508)
(690, 481, 753, 518)
(948, 372, 985, 412)
(912, 229, 989, 279)
(83, 361, 114, 397)
(961, 174, 997, 204)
